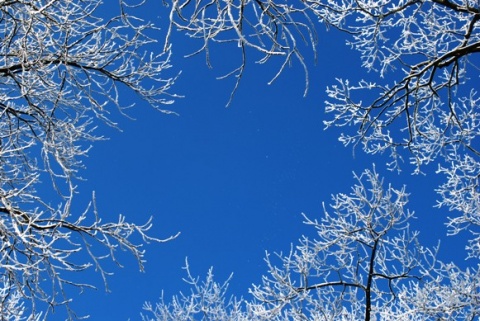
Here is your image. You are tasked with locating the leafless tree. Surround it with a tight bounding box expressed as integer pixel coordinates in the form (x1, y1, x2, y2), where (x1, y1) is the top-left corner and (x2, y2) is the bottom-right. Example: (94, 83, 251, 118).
(143, 168, 480, 320)
(317, 0, 480, 257)
(0, 0, 179, 319)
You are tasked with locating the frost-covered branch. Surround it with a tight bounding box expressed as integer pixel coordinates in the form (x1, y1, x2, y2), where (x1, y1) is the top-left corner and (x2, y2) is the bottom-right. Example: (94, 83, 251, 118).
(318, 0, 480, 253)
(144, 169, 479, 320)
(0, 0, 179, 319)
(164, 0, 317, 104)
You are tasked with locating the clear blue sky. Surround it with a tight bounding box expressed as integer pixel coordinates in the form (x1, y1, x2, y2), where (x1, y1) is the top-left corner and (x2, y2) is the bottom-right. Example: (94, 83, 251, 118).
(56, 2, 469, 320)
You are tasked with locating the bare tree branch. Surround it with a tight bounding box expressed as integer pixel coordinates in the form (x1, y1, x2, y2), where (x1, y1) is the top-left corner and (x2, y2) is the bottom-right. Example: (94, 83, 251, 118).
(0, 0, 180, 319)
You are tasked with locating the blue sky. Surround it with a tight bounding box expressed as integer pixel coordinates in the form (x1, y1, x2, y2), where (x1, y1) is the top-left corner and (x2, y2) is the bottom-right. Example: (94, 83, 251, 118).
(54, 2, 470, 320)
